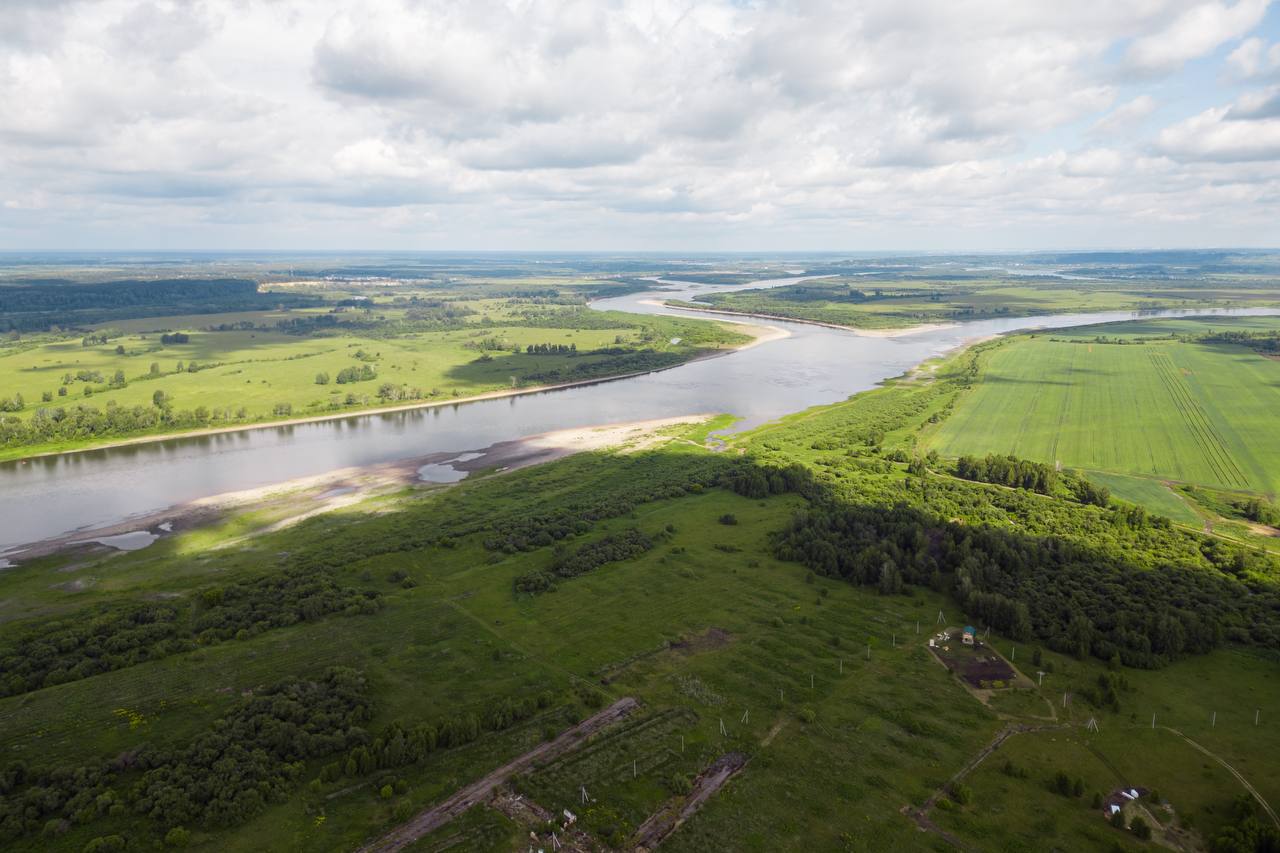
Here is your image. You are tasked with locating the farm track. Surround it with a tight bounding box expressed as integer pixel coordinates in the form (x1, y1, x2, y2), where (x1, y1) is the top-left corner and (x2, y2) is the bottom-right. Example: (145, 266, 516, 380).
(905, 721, 1067, 849)
(354, 697, 640, 853)
(1147, 351, 1248, 488)
(632, 752, 750, 851)
(1161, 726, 1279, 829)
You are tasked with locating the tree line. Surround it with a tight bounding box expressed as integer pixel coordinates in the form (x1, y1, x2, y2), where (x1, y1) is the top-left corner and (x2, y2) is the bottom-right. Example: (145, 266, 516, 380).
(515, 527, 656, 593)
(0, 570, 382, 698)
(0, 668, 371, 843)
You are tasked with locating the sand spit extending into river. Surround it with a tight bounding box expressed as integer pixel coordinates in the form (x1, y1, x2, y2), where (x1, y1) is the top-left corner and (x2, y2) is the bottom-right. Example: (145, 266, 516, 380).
(2, 415, 713, 564)
(651, 300, 955, 337)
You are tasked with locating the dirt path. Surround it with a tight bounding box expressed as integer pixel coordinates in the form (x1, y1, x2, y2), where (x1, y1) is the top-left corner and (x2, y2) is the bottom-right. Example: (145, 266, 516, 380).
(1161, 726, 1279, 829)
(354, 697, 640, 853)
(905, 722, 1066, 848)
(632, 752, 749, 851)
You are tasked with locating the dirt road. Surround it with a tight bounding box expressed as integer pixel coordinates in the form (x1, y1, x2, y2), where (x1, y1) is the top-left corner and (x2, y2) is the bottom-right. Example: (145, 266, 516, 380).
(632, 752, 749, 851)
(355, 697, 640, 853)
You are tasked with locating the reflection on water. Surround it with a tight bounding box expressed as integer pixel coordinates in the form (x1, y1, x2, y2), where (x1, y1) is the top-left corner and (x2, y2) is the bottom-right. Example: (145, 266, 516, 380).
(72, 530, 159, 551)
(2, 273, 1278, 552)
(417, 452, 484, 483)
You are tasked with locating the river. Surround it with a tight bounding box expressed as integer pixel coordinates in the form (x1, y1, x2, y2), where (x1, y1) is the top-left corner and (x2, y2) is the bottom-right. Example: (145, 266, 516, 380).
(1, 275, 1276, 553)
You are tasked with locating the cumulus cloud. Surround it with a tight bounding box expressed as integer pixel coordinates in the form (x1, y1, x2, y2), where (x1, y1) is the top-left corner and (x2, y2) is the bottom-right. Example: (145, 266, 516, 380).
(1228, 36, 1280, 77)
(0, 0, 1278, 249)
(1157, 104, 1280, 161)
(1125, 0, 1270, 73)
(1091, 95, 1159, 135)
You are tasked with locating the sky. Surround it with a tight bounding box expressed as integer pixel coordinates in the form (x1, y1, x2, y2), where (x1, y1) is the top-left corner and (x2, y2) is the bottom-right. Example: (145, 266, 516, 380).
(2, 0, 1280, 252)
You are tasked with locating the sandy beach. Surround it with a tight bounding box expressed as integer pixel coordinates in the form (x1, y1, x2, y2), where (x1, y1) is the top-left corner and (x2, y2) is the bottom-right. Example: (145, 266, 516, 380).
(5, 320, 781, 465)
(3, 415, 714, 563)
(658, 300, 954, 337)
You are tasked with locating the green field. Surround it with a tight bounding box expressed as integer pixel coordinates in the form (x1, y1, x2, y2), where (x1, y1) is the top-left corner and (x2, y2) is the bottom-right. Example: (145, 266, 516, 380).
(927, 320, 1280, 497)
(672, 278, 1280, 330)
(2, 354, 1278, 852)
(0, 301, 748, 460)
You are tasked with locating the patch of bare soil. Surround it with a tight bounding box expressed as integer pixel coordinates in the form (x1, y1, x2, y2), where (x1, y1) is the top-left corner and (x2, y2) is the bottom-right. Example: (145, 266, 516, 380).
(1244, 520, 1280, 538)
(670, 627, 732, 656)
(631, 752, 749, 852)
(489, 786, 605, 853)
(595, 628, 732, 685)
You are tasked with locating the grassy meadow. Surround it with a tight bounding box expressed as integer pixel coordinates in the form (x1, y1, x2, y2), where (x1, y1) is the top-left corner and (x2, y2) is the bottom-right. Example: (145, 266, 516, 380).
(926, 318, 1280, 498)
(2, 392, 1277, 851)
(0, 300, 748, 460)
(673, 278, 1280, 330)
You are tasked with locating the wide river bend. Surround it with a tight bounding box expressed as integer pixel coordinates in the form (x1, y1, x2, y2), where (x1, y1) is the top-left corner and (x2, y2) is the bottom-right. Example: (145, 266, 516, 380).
(2, 276, 1276, 552)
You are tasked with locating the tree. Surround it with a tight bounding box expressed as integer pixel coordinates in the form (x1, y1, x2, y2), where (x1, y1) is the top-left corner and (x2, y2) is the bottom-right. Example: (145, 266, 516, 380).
(114, 344, 125, 355)
(153, 390, 170, 408)
(1130, 815, 1151, 840)
(150, 362, 161, 377)
(315, 372, 330, 385)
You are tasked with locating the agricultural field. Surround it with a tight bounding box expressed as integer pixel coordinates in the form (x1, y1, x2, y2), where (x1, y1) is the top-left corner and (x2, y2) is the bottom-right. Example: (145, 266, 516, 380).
(0, 297, 749, 460)
(1, 364, 1278, 852)
(925, 317, 1280, 500)
(671, 277, 1280, 330)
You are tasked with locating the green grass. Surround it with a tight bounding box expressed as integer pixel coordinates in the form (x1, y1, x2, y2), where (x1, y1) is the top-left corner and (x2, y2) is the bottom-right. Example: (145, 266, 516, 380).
(673, 279, 1280, 330)
(3, 362, 1279, 851)
(926, 328, 1280, 497)
(0, 303, 748, 460)
(1083, 471, 1204, 526)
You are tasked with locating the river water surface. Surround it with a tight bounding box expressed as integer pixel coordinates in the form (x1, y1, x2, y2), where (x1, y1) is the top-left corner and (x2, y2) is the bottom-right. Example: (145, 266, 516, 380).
(2, 276, 1276, 552)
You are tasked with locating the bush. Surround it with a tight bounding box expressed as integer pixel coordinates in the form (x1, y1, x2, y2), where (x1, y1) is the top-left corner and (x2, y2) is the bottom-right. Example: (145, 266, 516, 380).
(379, 784, 393, 800)
(718, 513, 739, 525)
(1130, 815, 1151, 840)
(164, 827, 191, 847)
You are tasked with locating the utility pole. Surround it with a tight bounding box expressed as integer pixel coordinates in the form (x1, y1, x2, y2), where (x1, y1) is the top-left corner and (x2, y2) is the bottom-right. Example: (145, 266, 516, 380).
(1036, 671, 1045, 687)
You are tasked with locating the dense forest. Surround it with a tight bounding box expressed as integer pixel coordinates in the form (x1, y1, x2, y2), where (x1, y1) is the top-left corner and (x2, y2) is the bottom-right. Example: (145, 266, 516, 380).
(0, 279, 320, 331)
(0, 571, 381, 698)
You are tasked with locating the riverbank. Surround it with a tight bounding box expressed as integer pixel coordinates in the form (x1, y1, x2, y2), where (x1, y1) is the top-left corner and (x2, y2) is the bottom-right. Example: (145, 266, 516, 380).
(1, 415, 713, 562)
(656, 300, 954, 337)
(0, 324, 780, 466)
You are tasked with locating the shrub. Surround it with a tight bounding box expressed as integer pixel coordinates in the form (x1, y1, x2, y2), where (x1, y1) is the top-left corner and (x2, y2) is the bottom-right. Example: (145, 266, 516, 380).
(164, 827, 191, 847)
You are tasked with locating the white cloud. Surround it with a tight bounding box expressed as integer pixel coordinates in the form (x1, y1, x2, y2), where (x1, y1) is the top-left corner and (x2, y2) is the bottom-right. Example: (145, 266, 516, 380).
(1228, 36, 1280, 77)
(0, 0, 1278, 249)
(1125, 0, 1270, 72)
(1091, 95, 1159, 135)
(1157, 104, 1280, 161)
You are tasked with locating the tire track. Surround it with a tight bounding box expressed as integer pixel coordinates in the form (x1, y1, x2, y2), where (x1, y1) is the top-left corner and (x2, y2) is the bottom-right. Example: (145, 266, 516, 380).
(1148, 351, 1247, 488)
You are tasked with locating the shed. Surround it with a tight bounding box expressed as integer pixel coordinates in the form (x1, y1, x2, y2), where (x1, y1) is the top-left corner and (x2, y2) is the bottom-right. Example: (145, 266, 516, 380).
(962, 626, 976, 645)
